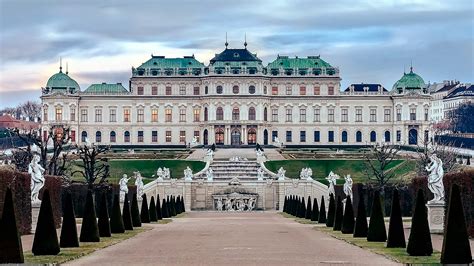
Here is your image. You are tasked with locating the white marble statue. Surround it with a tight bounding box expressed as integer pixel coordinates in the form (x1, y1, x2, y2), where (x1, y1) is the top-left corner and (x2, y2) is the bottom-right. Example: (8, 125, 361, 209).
(191, 136, 198, 146)
(273, 137, 282, 147)
(216, 198, 223, 211)
(206, 148, 214, 158)
(425, 154, 445, 203)
(277, 167, 286, 180)
(237, 199, 245, 211)
(184, 166, 193, 181)
(163, 167, 171, 179)
(225, 198, 233, 211)
(343, 174, 353, 200)
(247, 198, 256, 211)
(257, 167, 265, 181)
(326, 171, 339, 195)
(206, 167, 214, 181)
(119, 174, 131, 201)
(306, 168, 313, 181)
(256, 149, 264, 158)
(28, 154, 45, 204)
(134, 171, 144, 198)
(155, 167, 164, 180)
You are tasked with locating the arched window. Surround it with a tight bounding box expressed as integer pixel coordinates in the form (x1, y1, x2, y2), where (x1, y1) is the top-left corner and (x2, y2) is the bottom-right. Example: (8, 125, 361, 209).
(96, 131, 102, 143)
(216, 85, 223, 94)
(81, 131, 87, 142)
(124, 131, 130, 143)
(263, 86, 267, 94)
(204, 107, 208, 121)
(110, 131, 116, 143)
(341, 131, 348, 142)
(248, 107, 256, 120)
(232, 107, 240, 120)
(233, 85, 239, 94)
(384, 131, 391, 142)
(205, 86, 208, 94)
(249, 85, 256, 94)
(263, 107, 268, 121)
(370, 131, 377, 142)
(216, 107, 224, 120)
(356, 131, 362, 142)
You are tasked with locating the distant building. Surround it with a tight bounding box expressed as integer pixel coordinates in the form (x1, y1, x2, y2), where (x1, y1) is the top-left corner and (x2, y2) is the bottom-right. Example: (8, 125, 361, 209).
(0, 115, 40, 132)
(443, 84, 474, 119)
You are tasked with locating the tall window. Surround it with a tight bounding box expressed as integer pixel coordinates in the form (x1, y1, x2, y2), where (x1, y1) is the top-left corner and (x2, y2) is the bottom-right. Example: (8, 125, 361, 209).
(328, 86, 334, 95)
(232, 85, 239, 94)
(165, 131, 172, 142)
(71, 130, 76, 142)
(286, 85, 292, 95)
(110, 131, 116, 142)
(94, 109, 102, 122)
(396, 130, 401, 142)
(43, 107, 48, 121)
(70, 107, 76, 121)
(216, 85, 223, 94)
(272, 109, 278, 122)
(370, 131, 376, 142)
(356, 131, 362, 142)
(179, 131, 186, 143)
(285, 108, 292, 122)
(314, 86, 320, 95)
(384, 109, 391, 122)
(370, 108, 377, 122)
(138, 131, 144, 142)
(81, 131, 87, 142)
(249, 85, 256, 94)
(165, 108, 172, 122)
(123, 109, 130, 122)
(55, 107, 62, 121)
(410, 108, 416, 121)
(314, 131, 320, 142)
(396, 108, 402, 121)
(193, 109, 200, 122)
(193, 87, 200, 95)
(356, 108, 362, 122)
(272, 86, 278, 95)
(96, 131, 101, 142)
(152, 131, 158, 142)
(300, 131, 306, 142)
(216, 107, 224, 120)
(263, 86, 267, 94)
(328, 108, 334, 122)
(124, 131, 130, 142)
(152, 86, 158, 95)
(384, 131, 391, 142)
(80, 109, 88, 122)
(286, 131, 292, 142)
(424, 108, 429, 121)
(109, 109, 116, 122)
(151, 109, 158, 122)
(314, 108, 320, 122)
(204, 107, 208, 121)
(193, 131, 200, 142)
(137, 109, 144, 122)
(248, 107, 256, 120)
(137, 87, 144, 95)
(300, 86, 306, 95)
(179, 109, 186, 122)
(179, 85, 186, 95)
(341, 131, 348, 142)
(272, 131, 278, 141)
(166, 86, 172, 95)
(299, 108, 306, 122)
(263, 107, 268, 121)
(328, 131, 334, 142)
(232, 107, 240, 120)
(341, 108, 348, 122)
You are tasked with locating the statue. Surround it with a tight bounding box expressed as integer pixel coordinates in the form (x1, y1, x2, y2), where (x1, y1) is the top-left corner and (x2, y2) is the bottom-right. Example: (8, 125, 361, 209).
(300, 168, 307, 180)
(28, 154, 45, 204)
(247, 198, 256, 211)
(191, 136, 198, 146)
(273, 137, 282, 147)
(257, 167, 265, 181)
(134, 171, 144, 198)
(256, 149, 264, 158)
(225, 198, 233, 211)
(163, 167, 171, 179)
(343, 174, 353, 200)
(306, 168, 313, 181)
(277, 167, 286, 180)
(206, 167, 214, 181)
(119, 174, 131, 201)
(216, 198, 223, 211)
(206, 148, 214, 158)
(425, 154, 445, 203)
(326, 171, 339, 195)
(156, 167, 163, 180)
(184, 166, 193, 181)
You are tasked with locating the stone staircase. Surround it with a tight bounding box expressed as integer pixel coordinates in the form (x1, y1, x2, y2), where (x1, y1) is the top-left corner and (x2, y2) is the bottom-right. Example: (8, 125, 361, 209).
(197, 160, 266, 180)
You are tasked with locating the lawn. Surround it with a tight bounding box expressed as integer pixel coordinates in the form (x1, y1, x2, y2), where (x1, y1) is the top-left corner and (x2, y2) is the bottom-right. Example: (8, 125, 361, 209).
(265, 159, 415, 184)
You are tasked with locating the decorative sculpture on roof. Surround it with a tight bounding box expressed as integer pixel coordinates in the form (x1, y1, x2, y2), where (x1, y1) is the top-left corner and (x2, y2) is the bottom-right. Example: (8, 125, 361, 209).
(134, 171, 144, 198)
(163, 167, 171, 179)
(277, 167, 286, 181)
(425, 154, 445, 203)
(119, 174, 131, 202)
(343, 174, 353, 200)
(299, 167, 313, 181)
(155, 167, 164, 180)
(184, 166, 193, 181)
(29, 150, 45, 204)
(326, 171, 339, 195)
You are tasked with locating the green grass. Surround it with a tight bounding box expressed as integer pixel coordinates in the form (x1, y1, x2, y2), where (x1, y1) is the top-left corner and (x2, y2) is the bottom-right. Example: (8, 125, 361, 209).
(265, 159, 415, 184)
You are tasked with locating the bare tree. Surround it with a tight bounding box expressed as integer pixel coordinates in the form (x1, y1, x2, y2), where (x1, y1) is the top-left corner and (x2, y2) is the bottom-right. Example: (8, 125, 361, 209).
(415, 137, 459, 177)
(450, 102, 474, 133)
(19, 101, 41, 121)
(363, 143, 401, 197)
(71, 142, 110, 189)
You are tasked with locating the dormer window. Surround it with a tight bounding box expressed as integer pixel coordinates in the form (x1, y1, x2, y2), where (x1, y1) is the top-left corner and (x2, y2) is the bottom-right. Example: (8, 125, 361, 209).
(233, 53, 240, 58)
(151, 70, 158, 76)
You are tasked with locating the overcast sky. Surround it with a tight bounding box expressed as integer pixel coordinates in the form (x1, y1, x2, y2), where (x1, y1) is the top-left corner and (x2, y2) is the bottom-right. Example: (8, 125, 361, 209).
(0, 0, 473, 108)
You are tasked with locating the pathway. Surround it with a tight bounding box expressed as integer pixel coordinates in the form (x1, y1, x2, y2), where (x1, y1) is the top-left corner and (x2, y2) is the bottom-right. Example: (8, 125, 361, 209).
(67, 212, 397, 266)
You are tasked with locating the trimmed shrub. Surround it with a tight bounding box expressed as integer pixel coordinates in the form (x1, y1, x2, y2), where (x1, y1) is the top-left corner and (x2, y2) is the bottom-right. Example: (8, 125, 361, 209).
(161, 198, 169, 218)
(170, 196, 176, 217)
(122, 194, 133, 230)
(181, 196, 185, 212)
(311, 197, 319, 222)
(299, 197, 306, 218)
(333, 196, 343, 231)
(60, 191, 79, 247)
(441, 184, 472, 264)
(110, 194, 124, 233)
(318, 196, 326, 224)
(326, 194, 335, 227)
(354, 192, 368, 237)
(32, 190, 60, 255)
(341, 196, 355, 234)
(149, 196, 158, 222)
(80, 190, 100, 242)
(131, 194, 141, 227)
(367, 191, 387, 242)
(98, 192, 111, 237)
(387, 189, 405, 248)
(305, 196, 312, 220)
(0, 187, 24, 263)
(407, 189, 432, 256)
(141, 194, 150, 223)
(0, 169, 31, 235)
(156, 194, 163, 220)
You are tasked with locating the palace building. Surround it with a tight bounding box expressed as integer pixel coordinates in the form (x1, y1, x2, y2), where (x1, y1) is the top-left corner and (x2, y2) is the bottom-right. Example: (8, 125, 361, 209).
(41, 43, 431, 147)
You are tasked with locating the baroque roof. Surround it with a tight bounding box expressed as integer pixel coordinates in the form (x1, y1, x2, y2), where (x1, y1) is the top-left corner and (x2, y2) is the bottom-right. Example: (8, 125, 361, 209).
(46, 69, 80, 91)
(83, 83, 129, 94)
(392, 68, 425, 90)
(210, 48, 261, 63)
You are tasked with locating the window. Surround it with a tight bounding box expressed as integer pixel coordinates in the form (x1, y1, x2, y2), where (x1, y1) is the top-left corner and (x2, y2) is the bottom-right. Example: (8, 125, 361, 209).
(179, 131, 186, 143)
(272, 131, 278, 141)
(43, 107, 48, 121)
(410, 108, 416, 121)
(314, 86, 320, 95)
(152, 131, 157, 142)
(356, 108, 362, 122)
(123, 109, 130, 122)
(299, 109, 306, 122)
(384, 109, 391, 122)
(71, 130, 76, 142)
(356, 131, 362, 142)
(216, 107, 224, 120)
(124, 131, 130, 142)
(81, 131, 87, 142)
(193, 87, 200, 95)
(110, 131, 116, 143)
(263, 86, 267, 94)
(263, 107, 268, 121)
(232, 107, 240, 120)
(166, 86, 172, 95)
(193, 131, 200, 143)
(179, 109, 186, 122)
(109, 109, 116, 122)
(248, 107, 256, 120)
(328, 86, 334, 95)
(137, 109, 144, 122)
(205, 86, 208, 94)
(138, 131, 144, 142)
(166, 131, 172, 142)
(424, 108, 429, 121)
(396, 130, 401, 142)
(232, 85, 239, 94)
(249, 85, 255, 94)
(165, 108, 172, 122)
(272, 86, 278, 95)
(341, 109, 348, 122)
(286, 131, 292, 142)
(300, 86, 306, 95)
(94, 109, 102, 122)
(341, 131, 348, 142)
(193, 109, 200, 122)
(216, 85, 223, 94)
(286, 108, 292, 122)
(314, 131, 320, 142)
(137, 87, 144, 95)
(300, 131, 306, 142)
(314, 108, 320, 122)
(396, 108, 402, 121)
(370, 131, 376, 142)
(70, 107, 76, 121)
(328, 131, 334, 142)
(152, 86, 158, 95)
(272, 109, 278, 122)
(424, 130, 429, 143)
(80, 109, 88, 122)
(286, 85, 292, 95)
(328, 108, 334, 122)
(370, 108, 377, 122)
(179, 85, 186, 95)
(55, 107, 62, 121)
(384, 131, 391, 142)
(204, 107, 208, 121)
(151, 109, 158, 122)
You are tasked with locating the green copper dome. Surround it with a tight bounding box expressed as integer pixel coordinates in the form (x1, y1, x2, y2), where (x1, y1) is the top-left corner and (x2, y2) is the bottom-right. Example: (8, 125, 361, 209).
(392, 68, 425, 91)
(46, 70, 80, 90)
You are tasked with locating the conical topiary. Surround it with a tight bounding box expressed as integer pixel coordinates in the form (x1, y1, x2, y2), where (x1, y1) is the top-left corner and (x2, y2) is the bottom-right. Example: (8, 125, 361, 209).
(131, 194, 141, 227)
(386, 189, 405, 248)
(305, 196, 312, 219)
(161, 198, 169, 218)
(170, 196, 177, 217)
(292, 196, 298, 216)
(32, 189, 60, 255)
(341, 196, 355, 234)
(80, 190, 100, 242)
(326, 194, 335, 227)
(294, 196, 300, 217)
(354, 193, 368, 237)
(311, 197, 319, 222)
(156, 194, 163, 220)
(98, 192, 111, 237)
(407, 189, 432, 256)
(367, 191, 387, 242)
(141, 194, 150, 223)
(60, 191, 79, 247)
(333, 196, 343, 231)
(318, 196, 327, 224)
(149, 196, 158, 222)
(110, 194, 125, 233)
(122, 194, 133, 230)
(441, 184, 472, 264)
(181, 196, 185, 213)
(0, 187, 24, 263)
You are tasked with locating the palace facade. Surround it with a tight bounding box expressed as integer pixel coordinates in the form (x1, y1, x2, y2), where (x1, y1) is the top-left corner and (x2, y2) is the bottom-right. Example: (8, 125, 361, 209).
(41, 44, 431, 147)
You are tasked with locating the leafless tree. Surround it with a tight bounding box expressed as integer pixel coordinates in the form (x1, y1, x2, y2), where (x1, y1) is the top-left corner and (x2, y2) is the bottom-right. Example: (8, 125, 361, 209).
(0, 101, 41, 121)
(71, 142, 110, 189)
(363, 143, 401, 197)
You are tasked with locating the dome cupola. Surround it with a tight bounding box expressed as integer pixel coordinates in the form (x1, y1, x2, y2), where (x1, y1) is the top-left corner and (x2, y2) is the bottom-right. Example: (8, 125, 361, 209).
(392, 67, 426, 94)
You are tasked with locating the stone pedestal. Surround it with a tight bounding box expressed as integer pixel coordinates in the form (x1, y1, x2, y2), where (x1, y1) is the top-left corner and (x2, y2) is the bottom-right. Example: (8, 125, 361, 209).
(31, 202, 41, 233)
(426, 201, 445, 234)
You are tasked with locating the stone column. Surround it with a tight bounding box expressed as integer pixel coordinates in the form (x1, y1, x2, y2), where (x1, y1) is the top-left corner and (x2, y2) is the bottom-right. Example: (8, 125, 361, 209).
(31, 202, 41, 233)
(426, 202, 444, 233)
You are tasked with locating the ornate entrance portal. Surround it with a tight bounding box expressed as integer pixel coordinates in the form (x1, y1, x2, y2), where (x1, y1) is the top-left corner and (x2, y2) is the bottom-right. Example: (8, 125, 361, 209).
(247, 128, 257, 145)
(231, 128, 241, 146)
(215, 127, 224, 145)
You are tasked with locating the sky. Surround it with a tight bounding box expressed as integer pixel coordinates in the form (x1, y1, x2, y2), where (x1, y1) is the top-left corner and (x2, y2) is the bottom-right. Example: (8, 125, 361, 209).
(0, 0, 473, 108)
